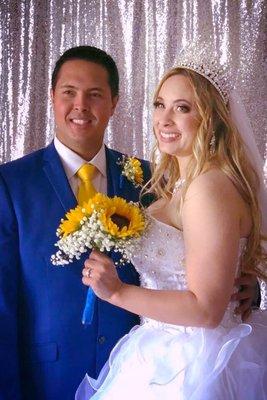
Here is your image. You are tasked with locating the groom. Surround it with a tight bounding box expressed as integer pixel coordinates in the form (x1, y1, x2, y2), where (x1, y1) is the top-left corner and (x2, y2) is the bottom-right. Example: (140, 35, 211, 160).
(0, 46, 151, 400)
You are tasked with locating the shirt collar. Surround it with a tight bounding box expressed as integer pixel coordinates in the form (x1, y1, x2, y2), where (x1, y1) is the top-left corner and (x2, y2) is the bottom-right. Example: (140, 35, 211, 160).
(54, 137, 107, 179)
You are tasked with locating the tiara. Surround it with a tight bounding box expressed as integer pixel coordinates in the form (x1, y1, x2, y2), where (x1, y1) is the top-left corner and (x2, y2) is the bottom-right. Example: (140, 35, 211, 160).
(175, 44, 233, 104)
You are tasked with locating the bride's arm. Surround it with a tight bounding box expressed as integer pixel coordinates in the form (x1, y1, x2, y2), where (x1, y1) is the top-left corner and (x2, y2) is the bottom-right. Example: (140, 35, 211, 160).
(82, 171, 246, 328)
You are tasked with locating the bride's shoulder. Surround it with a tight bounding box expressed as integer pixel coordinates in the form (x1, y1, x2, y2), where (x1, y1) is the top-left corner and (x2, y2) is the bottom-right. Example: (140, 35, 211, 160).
(186, 168, 239, 202)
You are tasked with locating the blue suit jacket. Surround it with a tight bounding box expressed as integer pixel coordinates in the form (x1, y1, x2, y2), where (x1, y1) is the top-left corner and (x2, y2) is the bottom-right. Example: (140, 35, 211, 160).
(0, 142, 151, 400)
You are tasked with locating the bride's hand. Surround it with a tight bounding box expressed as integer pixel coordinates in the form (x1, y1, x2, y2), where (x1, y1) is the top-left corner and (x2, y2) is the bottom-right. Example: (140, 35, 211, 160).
(82, 250, 123, 302)
(231, 272, 258, 321)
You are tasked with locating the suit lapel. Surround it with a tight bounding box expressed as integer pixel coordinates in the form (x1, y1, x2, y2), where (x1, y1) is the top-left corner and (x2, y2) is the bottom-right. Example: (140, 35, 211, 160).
(42, 142, 77, 212)
(106, 146, 124, 197)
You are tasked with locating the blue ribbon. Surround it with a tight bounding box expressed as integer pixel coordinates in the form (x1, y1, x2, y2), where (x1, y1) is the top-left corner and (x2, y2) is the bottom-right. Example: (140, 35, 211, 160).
(81, 250, 118, 325)
(82, 287, 96, 325)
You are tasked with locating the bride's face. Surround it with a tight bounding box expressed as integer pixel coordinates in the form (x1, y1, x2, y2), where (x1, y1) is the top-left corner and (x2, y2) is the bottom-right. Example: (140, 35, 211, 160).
(153, 74, 200, 159)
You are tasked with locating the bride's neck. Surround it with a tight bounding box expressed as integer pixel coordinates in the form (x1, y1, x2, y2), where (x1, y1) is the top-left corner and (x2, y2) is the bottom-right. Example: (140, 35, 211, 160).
(175, 155, 191, 179)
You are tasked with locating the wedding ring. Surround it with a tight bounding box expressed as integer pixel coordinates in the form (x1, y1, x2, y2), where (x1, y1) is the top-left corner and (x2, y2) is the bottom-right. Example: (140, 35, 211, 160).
(86, 268, 93, 278)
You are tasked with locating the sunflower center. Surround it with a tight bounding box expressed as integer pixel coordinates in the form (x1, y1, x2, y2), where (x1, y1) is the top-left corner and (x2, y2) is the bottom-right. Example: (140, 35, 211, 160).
(110, 213, 130, 229)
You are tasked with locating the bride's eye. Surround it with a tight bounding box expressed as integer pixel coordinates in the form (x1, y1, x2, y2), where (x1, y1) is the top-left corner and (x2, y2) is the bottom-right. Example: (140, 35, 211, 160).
(153, 101, 164, 109)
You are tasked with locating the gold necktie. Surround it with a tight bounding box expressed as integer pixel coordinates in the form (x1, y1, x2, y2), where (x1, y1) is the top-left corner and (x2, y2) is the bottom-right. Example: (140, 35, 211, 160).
(76, 163, 97, 205)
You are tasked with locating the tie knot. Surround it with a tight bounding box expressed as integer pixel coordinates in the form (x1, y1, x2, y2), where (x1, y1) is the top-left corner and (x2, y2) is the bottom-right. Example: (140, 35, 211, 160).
(77, 163, 95, 182)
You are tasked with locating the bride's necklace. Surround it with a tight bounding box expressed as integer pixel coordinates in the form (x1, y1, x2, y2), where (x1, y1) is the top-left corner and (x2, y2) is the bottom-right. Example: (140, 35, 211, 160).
(173, 177, 186, 195)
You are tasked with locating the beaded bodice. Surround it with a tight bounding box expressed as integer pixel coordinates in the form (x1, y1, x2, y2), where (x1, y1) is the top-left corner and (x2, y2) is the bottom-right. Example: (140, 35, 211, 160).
(132, 216, 246, 329)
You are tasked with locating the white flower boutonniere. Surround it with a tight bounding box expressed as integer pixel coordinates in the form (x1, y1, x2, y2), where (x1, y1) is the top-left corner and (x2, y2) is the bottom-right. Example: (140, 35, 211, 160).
(118, 155, 144, 188)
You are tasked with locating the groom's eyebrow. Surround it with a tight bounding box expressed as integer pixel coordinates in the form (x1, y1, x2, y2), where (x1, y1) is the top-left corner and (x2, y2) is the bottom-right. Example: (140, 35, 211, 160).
(59, 84, 77, 89)
(59, 84, 104, 92)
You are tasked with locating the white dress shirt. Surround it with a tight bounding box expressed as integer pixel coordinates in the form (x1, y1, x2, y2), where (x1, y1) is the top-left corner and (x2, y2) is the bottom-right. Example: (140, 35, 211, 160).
(54, 137, 107, 198)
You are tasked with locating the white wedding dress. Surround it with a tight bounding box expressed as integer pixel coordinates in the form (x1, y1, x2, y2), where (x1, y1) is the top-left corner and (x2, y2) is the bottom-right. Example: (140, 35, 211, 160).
(76, 217, 267, 400)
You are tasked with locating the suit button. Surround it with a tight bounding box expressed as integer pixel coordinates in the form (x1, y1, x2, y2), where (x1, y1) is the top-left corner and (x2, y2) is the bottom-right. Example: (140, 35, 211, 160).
(98, 335, 106, 344)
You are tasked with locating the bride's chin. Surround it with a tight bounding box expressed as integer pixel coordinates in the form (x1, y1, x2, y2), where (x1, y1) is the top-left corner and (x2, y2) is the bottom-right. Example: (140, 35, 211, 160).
(158, 144, 179, 157)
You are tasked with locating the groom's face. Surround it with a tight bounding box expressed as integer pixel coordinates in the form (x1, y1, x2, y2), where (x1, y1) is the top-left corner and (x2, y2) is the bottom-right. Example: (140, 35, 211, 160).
(51, 59, 118, 160)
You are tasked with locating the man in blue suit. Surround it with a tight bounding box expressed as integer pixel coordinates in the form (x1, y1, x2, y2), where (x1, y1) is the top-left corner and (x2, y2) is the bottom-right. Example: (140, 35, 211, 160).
(0, 46, 151, 399)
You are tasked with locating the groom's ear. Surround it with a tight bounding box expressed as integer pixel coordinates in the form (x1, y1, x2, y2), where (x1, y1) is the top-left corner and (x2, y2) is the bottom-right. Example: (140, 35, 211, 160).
(50, 89, 55, 107)
(110, 95, 119, 116)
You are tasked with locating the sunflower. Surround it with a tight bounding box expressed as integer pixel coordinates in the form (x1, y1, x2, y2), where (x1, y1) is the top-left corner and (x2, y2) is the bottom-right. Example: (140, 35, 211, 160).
(58, 193, 112, 237)
(87, 192, 112, 210)
(99, 196, 146, 238)
(59, 205, 85, 237)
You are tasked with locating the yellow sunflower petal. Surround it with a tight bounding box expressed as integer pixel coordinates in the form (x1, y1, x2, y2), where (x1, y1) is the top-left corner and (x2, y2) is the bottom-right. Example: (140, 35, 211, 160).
(59, 205, 85, 237)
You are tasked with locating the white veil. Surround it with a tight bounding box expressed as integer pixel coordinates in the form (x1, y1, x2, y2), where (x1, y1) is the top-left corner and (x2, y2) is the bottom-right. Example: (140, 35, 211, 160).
(229, 91, 267, 309)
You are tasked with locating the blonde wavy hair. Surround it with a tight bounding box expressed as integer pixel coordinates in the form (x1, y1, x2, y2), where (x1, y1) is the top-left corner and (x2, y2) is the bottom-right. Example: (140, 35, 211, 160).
(143, 67, 266, 279)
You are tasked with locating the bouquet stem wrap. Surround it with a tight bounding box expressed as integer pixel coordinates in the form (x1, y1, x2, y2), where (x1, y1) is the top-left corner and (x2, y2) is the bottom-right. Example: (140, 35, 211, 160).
(82, 287, 96, 325)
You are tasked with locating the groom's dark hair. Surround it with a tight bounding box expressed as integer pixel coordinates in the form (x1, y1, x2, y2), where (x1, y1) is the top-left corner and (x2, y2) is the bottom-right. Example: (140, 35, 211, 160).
(51, 45, 119, 97)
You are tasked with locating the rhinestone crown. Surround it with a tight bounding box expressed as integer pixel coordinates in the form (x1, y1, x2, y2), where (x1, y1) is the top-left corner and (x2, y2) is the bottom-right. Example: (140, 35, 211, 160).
(175, 44, 233, 104)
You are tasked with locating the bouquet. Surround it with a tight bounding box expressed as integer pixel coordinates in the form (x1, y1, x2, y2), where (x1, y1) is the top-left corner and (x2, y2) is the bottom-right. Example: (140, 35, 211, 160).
(51, 193, 147, 324)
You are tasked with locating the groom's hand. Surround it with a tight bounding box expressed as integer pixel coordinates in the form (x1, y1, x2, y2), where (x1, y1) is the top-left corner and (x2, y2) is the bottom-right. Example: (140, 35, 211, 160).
(231, 272, 258, 321)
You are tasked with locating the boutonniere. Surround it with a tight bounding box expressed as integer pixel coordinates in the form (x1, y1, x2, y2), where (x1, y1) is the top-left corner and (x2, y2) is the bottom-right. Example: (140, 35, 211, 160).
(117, 155, 144, 188)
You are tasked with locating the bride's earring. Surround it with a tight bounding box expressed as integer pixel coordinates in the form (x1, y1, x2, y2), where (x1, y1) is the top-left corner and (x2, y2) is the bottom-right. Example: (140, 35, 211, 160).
(209, 133, 216, 155)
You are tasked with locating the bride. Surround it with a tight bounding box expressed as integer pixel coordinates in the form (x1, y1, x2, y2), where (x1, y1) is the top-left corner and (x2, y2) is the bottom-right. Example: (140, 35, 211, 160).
(76, 49, 267, 399)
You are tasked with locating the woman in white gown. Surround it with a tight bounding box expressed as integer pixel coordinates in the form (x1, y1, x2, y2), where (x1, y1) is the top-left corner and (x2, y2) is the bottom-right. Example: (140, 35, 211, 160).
(76, 50, 267, 399)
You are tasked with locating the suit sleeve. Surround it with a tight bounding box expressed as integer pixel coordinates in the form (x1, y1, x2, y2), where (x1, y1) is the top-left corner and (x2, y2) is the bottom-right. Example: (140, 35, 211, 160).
(0, 172, 22, 399)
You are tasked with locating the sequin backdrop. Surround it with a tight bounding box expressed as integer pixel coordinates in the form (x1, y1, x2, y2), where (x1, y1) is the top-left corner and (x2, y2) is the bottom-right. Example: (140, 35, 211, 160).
(0, 0, 266, 171)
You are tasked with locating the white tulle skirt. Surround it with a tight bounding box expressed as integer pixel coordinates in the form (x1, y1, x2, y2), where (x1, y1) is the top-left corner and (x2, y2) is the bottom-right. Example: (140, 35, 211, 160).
(75, 310, 267, 400)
